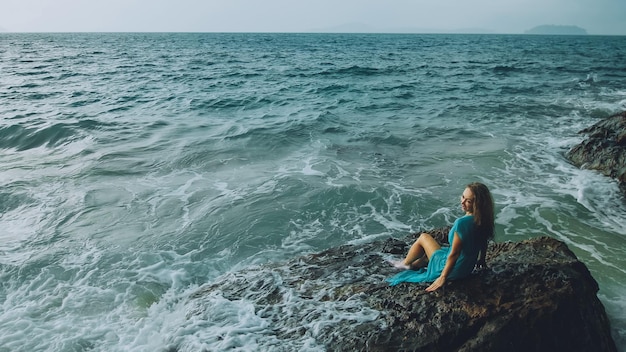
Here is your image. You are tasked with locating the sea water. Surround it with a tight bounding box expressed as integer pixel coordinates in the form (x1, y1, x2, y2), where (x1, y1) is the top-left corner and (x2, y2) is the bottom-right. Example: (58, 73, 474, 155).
(0, 33, 625, 351)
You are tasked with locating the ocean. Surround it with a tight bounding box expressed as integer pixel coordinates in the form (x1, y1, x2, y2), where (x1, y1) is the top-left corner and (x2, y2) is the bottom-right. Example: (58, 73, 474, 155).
(1, 32, 625, 351)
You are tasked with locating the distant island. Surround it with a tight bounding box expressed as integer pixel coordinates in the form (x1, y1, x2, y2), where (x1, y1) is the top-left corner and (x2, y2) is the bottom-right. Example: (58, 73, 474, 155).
(525, 25, 588, 35)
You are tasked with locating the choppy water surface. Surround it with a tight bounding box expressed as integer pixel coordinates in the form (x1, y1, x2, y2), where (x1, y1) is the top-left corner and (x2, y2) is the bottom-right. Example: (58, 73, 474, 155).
(1, 33, 625, 351)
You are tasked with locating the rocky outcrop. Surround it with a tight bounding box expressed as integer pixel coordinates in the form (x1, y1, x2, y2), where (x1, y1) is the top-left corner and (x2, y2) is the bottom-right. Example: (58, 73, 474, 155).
(567, 111, 626, 196)
(187, 229, 617, 351)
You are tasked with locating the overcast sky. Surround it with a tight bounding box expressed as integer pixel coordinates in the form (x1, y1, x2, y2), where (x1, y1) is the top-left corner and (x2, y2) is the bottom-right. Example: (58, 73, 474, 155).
(1, 0, 625, 35)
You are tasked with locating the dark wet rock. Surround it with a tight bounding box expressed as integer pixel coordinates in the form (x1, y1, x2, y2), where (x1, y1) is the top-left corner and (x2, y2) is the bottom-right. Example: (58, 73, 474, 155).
(567, 111, 626, 196)
(188, 229, 617, 351)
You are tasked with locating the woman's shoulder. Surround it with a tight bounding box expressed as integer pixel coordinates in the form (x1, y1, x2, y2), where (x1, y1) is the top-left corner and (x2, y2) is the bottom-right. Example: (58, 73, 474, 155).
(453, 215, 476, 233)
(455, 214, 474, 225)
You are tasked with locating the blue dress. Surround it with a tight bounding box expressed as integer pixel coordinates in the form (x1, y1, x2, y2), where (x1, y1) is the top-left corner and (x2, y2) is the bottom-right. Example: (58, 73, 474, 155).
(387, 215, 480, 286)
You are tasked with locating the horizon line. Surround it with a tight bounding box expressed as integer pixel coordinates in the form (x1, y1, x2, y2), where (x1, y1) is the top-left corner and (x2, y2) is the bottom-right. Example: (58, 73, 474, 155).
(1, 30, 622, 36)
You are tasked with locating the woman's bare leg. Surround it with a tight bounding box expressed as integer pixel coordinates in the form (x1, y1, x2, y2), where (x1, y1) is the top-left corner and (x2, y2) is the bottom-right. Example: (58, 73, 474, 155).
(396, 233, 441, 268)
(409, 255, 428, 269)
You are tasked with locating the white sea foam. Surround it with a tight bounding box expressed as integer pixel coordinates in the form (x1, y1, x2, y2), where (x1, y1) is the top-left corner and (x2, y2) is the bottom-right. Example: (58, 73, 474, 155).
(176, 265, 383, 352)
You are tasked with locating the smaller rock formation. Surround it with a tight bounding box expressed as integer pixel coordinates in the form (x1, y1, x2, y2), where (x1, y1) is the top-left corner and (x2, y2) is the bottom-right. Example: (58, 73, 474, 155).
(567, 111, 626, 196)
(187, 228, 617, 351)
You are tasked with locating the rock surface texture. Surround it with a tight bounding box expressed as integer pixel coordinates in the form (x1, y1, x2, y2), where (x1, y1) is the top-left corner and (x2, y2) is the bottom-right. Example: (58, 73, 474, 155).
(567, 111, 626, 196)
(189, 229, 617, 351)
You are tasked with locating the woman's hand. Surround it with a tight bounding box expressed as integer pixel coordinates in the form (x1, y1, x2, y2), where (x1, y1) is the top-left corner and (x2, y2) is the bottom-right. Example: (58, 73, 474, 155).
(425, 276, 446, 292)
(427, 232, 459, 292)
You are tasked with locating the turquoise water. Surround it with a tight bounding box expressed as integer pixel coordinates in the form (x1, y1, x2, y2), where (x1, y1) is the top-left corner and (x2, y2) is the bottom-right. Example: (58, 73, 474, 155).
(1, 33, 625, 351)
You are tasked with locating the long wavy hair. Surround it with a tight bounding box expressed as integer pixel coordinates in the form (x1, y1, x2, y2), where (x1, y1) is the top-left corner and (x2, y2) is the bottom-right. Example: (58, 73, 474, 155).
(466, 182, 495, 241)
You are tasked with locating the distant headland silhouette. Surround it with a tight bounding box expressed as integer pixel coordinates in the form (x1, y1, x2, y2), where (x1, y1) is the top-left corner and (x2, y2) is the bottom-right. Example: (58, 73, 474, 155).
(525, 25, 588, 35)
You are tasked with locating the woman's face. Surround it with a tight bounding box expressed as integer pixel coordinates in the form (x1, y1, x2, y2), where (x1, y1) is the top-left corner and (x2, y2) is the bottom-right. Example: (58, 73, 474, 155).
(461, 187, 475, 214)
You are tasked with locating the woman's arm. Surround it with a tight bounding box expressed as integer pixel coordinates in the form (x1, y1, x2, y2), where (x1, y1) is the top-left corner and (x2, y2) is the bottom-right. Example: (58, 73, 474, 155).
(425, 232, 462, 292)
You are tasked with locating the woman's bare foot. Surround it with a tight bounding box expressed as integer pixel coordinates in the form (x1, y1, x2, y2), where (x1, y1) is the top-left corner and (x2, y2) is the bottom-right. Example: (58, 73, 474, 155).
(389, 259, 410, 270)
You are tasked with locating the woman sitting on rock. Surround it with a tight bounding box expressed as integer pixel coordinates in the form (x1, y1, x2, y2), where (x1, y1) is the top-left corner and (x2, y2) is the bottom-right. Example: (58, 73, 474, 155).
(388, 182, 495, 291)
